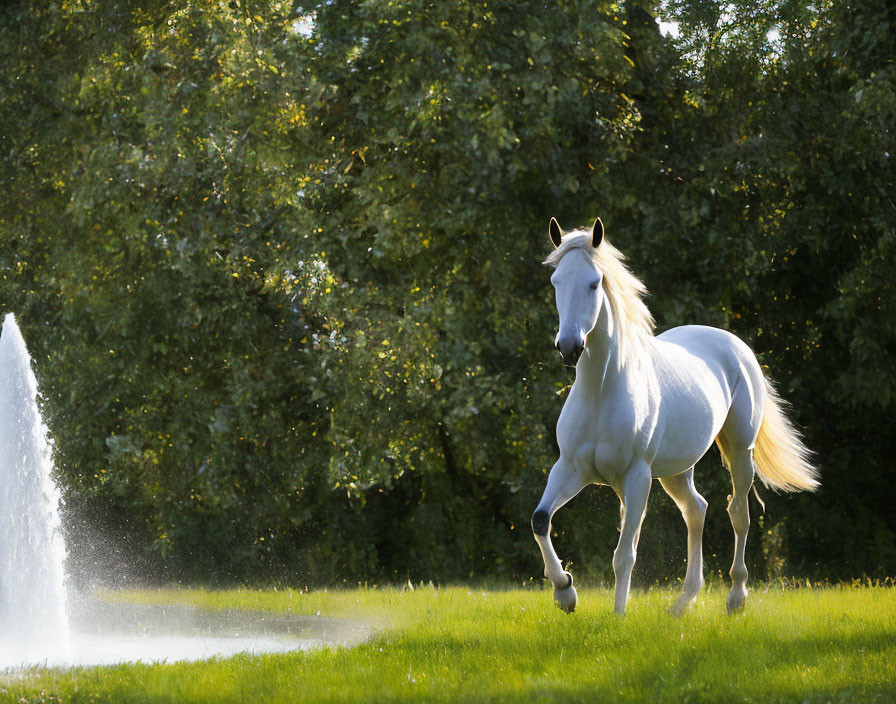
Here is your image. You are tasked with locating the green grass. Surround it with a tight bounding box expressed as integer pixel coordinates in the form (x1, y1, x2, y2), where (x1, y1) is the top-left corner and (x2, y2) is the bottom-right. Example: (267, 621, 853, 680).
(3, 583, 895, 703)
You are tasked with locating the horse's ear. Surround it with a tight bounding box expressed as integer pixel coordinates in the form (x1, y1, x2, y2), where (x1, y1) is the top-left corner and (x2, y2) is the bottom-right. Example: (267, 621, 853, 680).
(549, 218, 563, 248)
(591, 217, 604, 248)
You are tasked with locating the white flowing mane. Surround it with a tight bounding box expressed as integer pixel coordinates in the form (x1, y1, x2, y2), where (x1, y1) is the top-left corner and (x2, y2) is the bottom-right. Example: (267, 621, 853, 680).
(543, 230, 655, 367)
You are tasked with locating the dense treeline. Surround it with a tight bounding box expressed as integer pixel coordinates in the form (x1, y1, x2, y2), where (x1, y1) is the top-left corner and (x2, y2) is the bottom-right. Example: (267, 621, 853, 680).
(1, 0, 893, 586)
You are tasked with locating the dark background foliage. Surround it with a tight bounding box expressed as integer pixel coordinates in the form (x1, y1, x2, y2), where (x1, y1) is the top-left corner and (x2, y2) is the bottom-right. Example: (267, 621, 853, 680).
(1, 0, 893, 587)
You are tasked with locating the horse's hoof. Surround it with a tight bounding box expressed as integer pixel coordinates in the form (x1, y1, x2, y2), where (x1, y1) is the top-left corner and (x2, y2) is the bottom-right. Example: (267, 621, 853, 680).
(669, 593, 697, 617)
(668, 600, 687, 618)
(553, 572, 577, 614)
(726, 590, 747, 614)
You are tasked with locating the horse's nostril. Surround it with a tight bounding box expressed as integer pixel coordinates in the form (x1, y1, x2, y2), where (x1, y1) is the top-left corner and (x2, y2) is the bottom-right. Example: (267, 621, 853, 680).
(556, 336, 584, 367)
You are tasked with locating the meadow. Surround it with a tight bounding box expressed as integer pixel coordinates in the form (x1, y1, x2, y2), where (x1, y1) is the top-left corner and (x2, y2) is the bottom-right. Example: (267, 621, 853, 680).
(2, 582, 894, 704)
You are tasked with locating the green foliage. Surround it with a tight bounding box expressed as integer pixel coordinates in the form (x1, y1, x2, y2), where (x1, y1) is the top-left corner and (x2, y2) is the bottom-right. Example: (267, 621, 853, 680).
(0, 0, 893, 584)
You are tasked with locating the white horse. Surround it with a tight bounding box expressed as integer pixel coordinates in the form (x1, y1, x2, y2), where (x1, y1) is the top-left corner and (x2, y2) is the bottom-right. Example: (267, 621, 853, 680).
(532, 217, 818, 616)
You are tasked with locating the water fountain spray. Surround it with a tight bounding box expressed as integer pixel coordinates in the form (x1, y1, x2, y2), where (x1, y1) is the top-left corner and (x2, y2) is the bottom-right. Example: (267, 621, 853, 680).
(0, 313, 71, 667)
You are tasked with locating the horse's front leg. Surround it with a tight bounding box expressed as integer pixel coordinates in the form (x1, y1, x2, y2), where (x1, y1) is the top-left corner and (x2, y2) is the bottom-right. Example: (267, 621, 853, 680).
(612, 460, 652, 615)
(532, 458, 589, 613)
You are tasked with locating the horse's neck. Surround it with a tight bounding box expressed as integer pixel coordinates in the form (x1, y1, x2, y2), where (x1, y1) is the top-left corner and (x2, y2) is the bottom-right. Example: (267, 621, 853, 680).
(577, 303, 623, 389)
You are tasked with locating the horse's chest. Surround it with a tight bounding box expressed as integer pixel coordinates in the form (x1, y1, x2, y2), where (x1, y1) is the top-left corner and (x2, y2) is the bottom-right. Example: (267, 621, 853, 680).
(556, 387, 648, 482)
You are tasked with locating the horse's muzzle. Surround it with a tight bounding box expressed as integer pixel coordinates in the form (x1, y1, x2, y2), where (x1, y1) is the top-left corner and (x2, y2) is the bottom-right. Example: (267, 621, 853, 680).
(555, 339, 584, 368)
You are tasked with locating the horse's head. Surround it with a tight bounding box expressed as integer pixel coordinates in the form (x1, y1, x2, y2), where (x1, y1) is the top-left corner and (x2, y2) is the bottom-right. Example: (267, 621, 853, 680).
(546, 217, 604, 368)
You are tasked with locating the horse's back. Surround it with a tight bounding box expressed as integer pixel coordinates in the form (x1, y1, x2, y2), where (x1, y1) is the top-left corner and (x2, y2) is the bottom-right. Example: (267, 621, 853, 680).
(656, 325, 762, 387)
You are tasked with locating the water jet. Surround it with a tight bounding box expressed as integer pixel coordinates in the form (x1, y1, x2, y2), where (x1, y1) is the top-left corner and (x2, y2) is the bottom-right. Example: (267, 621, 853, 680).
(0, 313, 71, 668)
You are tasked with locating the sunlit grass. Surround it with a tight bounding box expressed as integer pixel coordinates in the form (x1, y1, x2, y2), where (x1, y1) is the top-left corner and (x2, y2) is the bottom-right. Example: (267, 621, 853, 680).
(3, 583, 894, 703)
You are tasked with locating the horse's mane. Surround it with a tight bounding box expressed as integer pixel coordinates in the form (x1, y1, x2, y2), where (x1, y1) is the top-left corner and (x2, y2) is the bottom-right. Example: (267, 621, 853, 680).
(543, 230, 655, 368)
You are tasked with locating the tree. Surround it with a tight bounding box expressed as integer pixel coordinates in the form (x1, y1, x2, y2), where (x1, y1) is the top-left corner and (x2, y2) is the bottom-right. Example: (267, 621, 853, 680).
(1, 0, 893, 584)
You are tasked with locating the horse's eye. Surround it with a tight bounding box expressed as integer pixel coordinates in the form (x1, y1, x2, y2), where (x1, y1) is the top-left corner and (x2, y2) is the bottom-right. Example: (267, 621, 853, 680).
(589, 281, 599, 291)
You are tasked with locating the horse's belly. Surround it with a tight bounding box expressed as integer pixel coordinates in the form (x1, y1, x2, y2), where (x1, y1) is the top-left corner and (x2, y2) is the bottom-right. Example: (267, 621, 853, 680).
(649, 440, 717, 478)
(649, 366, 732, 478)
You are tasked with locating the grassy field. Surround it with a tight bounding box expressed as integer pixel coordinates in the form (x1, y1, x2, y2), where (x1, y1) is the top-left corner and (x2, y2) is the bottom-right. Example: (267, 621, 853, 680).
(2, 582, 894, 704)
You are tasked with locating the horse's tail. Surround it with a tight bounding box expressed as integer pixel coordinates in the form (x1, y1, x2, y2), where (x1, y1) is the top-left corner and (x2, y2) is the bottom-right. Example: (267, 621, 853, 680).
(749, 375, 820, 492)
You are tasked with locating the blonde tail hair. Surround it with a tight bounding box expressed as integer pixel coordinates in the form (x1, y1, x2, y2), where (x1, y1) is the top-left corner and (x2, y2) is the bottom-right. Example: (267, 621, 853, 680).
(751, 377, 820, 492)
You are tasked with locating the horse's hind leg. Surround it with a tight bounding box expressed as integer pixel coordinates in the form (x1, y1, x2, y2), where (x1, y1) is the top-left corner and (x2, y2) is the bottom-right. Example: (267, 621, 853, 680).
(717, 369, 764, 613)
(532, 458, 589, 613)
(718, 434, 756, 613)
(659, 467, 707, 615)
